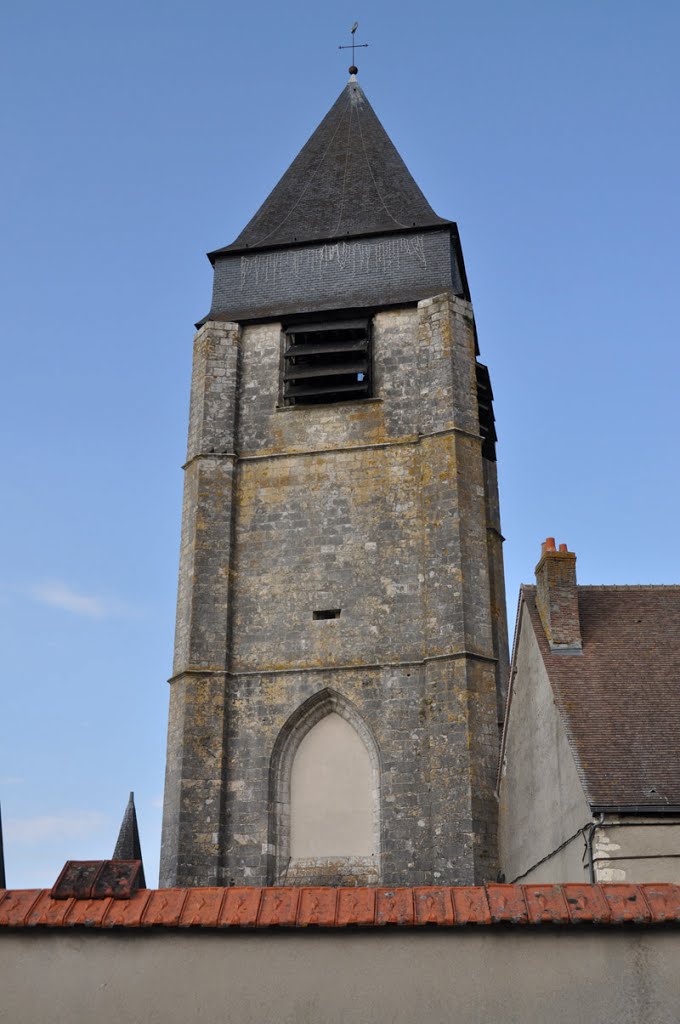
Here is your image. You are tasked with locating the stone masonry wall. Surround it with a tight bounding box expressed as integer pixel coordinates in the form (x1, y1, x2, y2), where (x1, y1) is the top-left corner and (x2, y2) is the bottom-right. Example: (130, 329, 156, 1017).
(484, 458, 510, 721)
(161, 294, 504, 888)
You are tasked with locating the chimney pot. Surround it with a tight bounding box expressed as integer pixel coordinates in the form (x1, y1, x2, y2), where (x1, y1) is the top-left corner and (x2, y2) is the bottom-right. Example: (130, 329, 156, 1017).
(559, 543, 568, 553)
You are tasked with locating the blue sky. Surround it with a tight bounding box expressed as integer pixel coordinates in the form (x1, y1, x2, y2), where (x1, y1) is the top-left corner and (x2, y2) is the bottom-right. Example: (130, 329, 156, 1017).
(1, 1, 678, 888)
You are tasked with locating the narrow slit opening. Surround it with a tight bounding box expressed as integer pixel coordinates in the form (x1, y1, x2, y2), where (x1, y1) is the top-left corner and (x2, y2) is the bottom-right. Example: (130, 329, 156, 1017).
(313, 609, 341, 620)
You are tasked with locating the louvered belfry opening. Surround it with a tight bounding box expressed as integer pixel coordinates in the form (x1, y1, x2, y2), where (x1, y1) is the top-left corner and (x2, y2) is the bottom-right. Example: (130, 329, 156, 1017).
(283, 319, 371, 405)
(476, 362, 497, 461)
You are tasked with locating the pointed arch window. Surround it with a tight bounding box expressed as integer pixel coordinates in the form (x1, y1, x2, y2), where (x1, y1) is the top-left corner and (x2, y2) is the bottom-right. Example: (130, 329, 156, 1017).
(269, 689, 381, 885)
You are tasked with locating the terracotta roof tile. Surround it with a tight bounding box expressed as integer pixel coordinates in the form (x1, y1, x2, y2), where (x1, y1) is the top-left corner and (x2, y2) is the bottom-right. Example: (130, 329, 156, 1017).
(141, 889, 188, 928)
(1, 885, 678, 929)
(640, 883, 680, 922)
(562, 884, 611, 924)
(486, 884, 529, 924)
(25, 891, 75, 928)
(179, 888, 226, 928)
(600, 884, 652, 924)
(50, 860, 143, 900)
(257, 888, 300, 927)
(64, 897, 114, 928)
(0, 889, 42, 927)
(297, 887, 338, 927)
(413, 887, 455, 926)
(336, 887, 376, 926)
(451, 886, 491, 925)
(522, 586, 680, 808)
(522, 885, 570, 924)
(51, 861, 104, 900)
(376, 888, 414, 926)
(219, 887, 262, 928)
(93, 860, 143, 899)
(101, 889, 151, 928)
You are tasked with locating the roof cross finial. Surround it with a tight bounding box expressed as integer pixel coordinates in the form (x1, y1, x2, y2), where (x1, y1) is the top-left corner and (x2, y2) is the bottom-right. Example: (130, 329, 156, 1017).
(338, 21, 368, 76)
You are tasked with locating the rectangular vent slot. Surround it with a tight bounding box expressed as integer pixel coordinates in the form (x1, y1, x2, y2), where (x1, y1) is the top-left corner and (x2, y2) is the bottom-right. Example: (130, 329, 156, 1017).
(313, 609, 341, 620)
(283, 320, 371, 406)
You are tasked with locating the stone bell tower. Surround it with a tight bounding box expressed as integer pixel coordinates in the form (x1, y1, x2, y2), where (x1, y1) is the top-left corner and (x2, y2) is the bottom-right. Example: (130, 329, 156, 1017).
(160, 72, 509, 888)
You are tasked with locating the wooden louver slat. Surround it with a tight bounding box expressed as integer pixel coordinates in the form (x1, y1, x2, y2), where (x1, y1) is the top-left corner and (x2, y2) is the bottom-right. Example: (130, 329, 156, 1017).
(285, 339, 368, 357)
(284, 359, 368, 381)
(284, 319, 369, 335)
(285, 379, 370, 398)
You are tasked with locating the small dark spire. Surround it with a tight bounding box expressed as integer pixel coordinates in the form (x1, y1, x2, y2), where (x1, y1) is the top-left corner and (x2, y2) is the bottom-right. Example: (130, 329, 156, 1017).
(113, 791, 145, 887)
(0, 801, 6, 889)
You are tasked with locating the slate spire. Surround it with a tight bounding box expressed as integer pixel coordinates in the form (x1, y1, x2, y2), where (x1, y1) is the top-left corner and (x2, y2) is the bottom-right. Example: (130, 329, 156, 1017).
(113, 792, 145, 887)
(210, 78, 450, 258)
(0, 801, 6, 889)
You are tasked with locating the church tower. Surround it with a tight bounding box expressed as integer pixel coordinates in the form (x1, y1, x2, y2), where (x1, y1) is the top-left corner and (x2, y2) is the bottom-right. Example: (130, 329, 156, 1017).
(160, 73, 509, 888)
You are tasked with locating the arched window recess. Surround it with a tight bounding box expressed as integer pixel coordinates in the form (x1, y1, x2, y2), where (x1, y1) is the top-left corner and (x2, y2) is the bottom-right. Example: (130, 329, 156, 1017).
(268, 688, 381, 886)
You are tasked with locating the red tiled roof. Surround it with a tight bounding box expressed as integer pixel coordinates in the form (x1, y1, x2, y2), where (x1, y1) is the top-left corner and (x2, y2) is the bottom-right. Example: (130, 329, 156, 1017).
(522, 585, 680, 808)
(1, 884, 679, 928)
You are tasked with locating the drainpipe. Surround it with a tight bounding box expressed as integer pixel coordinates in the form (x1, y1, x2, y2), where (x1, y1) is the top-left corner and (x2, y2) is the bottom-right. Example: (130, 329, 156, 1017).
(586, 813, 606, 882)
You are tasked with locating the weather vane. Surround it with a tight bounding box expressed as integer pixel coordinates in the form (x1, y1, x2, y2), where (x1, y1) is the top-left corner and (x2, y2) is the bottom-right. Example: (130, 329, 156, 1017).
(338, 22, 368, 75)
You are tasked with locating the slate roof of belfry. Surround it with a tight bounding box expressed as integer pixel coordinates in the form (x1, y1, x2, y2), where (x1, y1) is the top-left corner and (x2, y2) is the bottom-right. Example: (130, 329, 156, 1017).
(522, 585, 680, 809)
(209, 80, 450, 258)
(2, 884, 680, 928)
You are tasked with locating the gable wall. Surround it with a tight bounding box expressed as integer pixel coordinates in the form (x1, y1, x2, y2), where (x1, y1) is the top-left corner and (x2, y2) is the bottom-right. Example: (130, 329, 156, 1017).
(498, 606, 591, 882)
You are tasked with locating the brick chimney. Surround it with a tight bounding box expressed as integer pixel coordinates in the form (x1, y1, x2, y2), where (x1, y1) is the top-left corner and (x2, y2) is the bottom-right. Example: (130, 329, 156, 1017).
(534, 538, 582, 652)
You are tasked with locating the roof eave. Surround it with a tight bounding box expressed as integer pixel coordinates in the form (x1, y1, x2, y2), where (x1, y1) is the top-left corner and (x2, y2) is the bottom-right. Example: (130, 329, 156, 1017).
(206, 221, 456, 265)
(496, 586, 532, 793)
(590, 804, 680, 815)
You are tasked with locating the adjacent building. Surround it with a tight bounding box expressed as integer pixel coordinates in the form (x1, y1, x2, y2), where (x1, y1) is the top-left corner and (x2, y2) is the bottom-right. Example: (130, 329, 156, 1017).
(498, 539, 680, 883)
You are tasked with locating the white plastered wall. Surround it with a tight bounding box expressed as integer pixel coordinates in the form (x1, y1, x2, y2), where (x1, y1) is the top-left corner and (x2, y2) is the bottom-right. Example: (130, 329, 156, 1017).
(498, 603, 592, 883)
